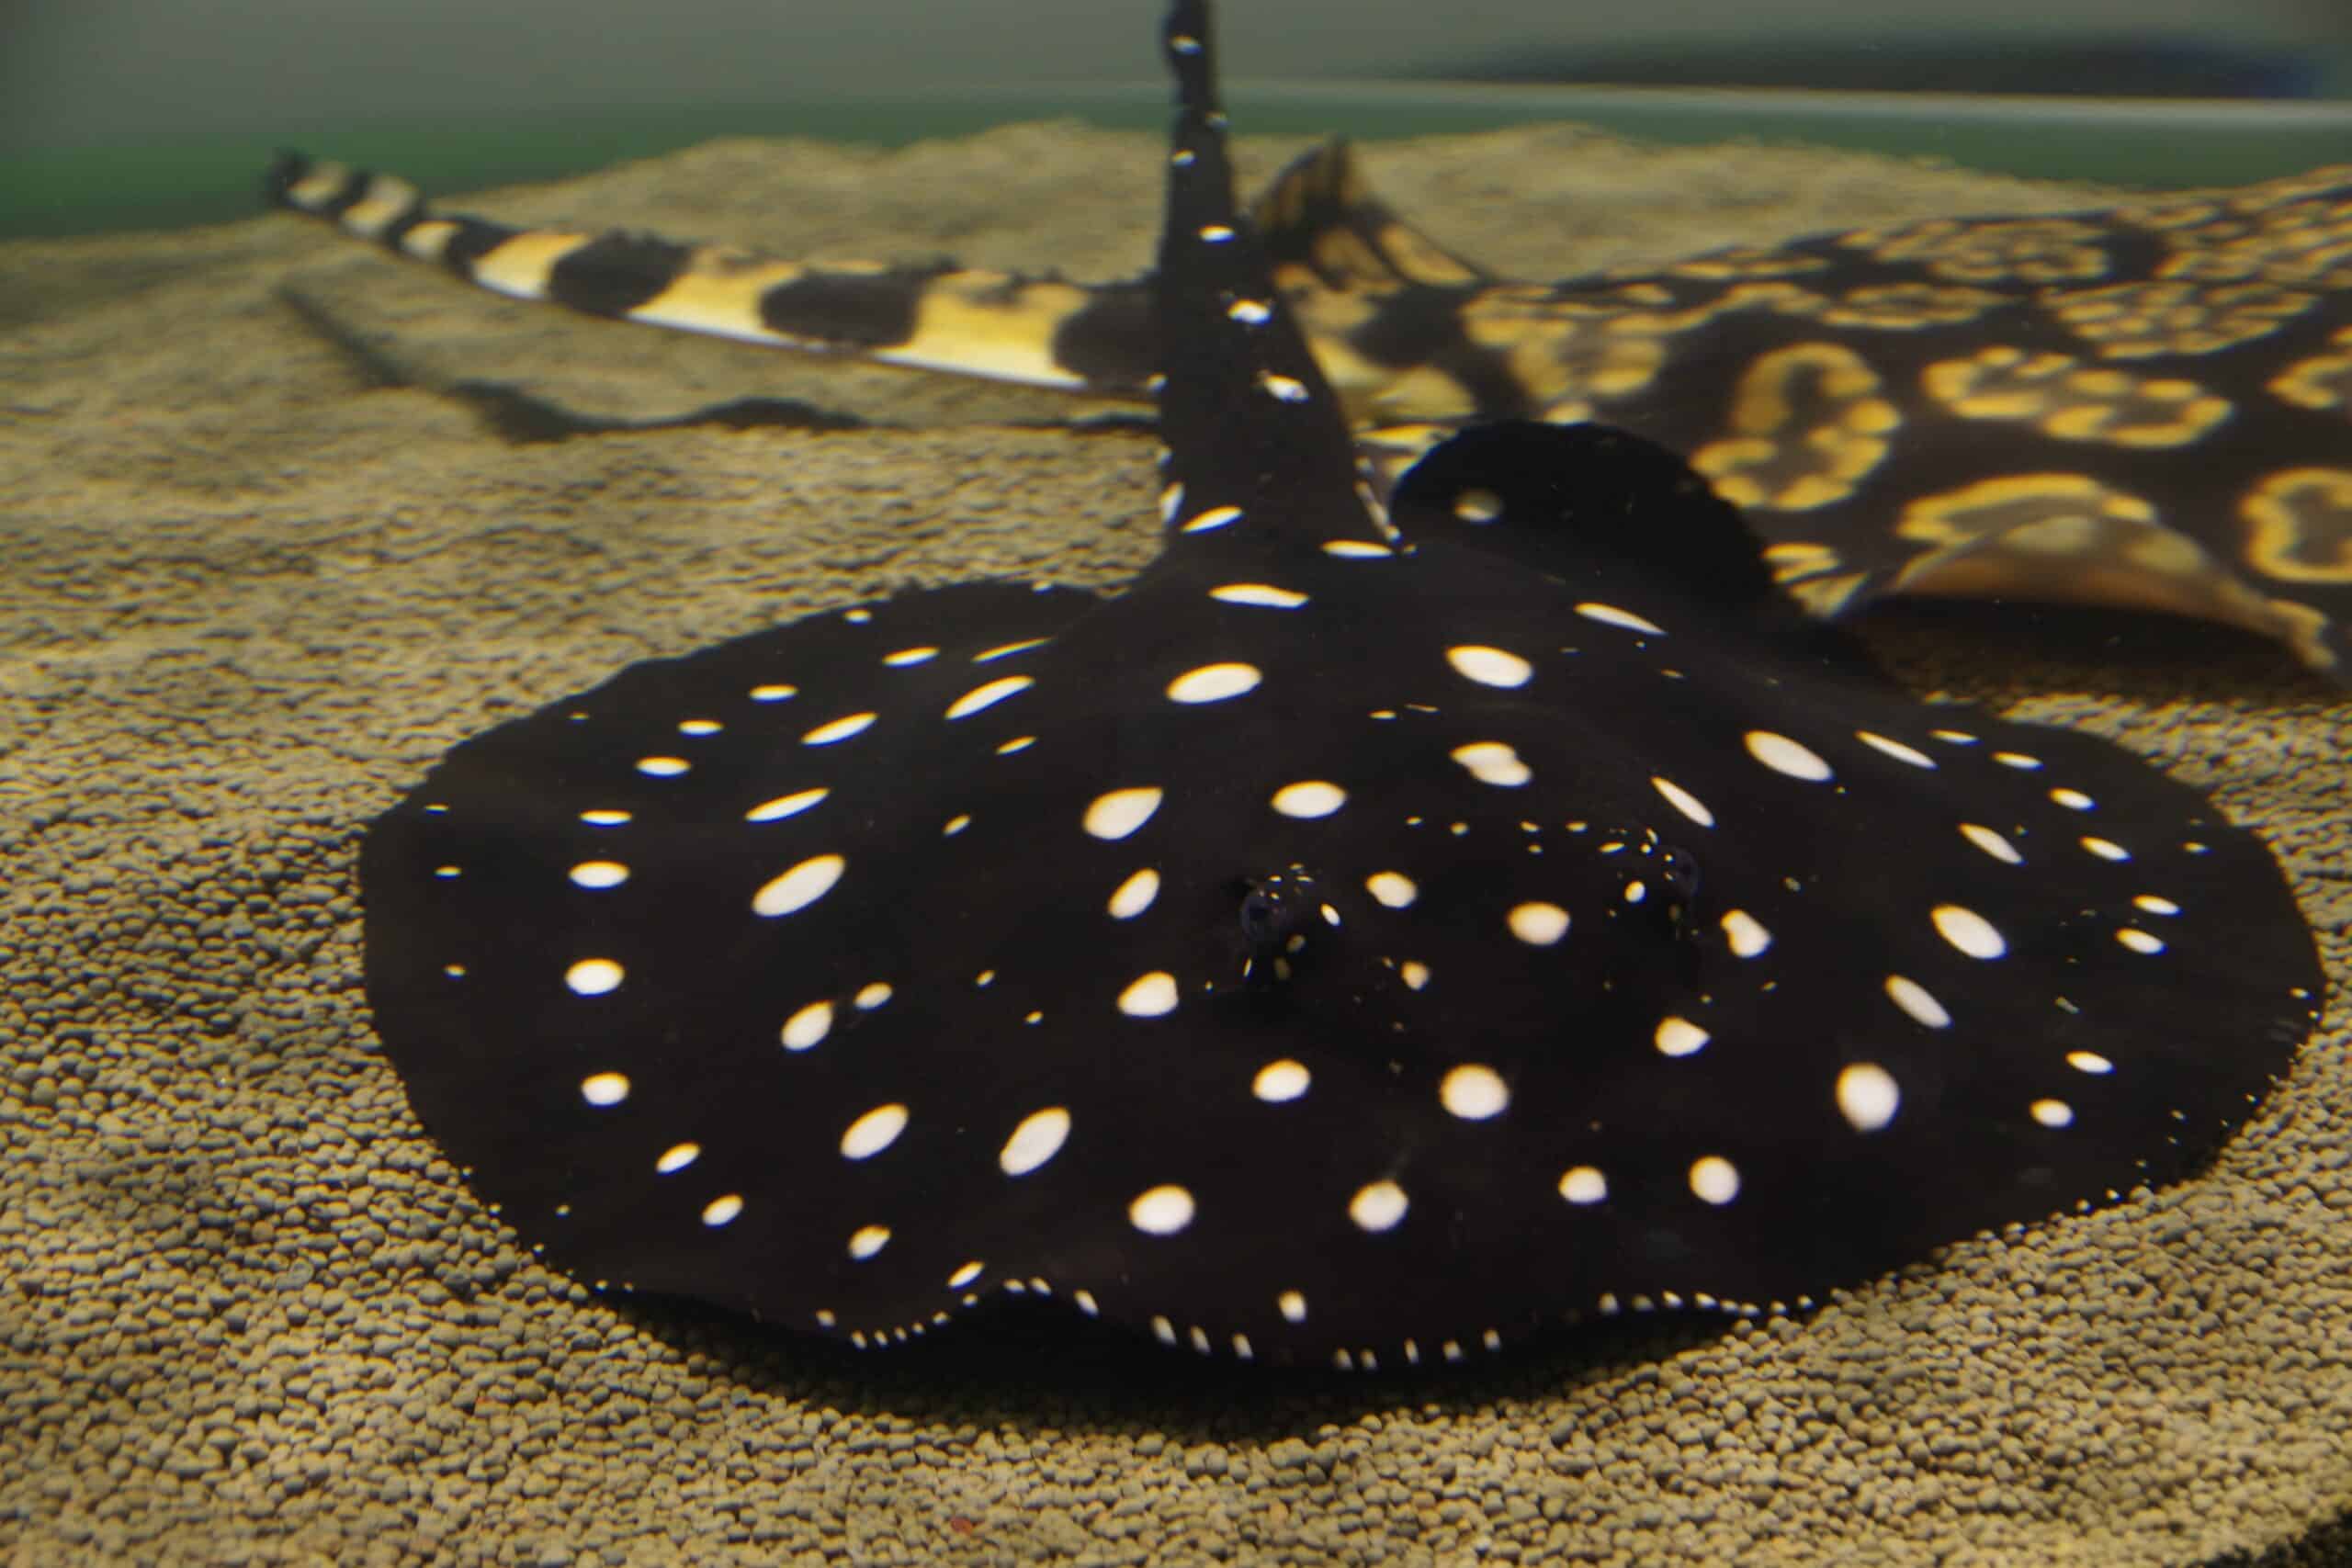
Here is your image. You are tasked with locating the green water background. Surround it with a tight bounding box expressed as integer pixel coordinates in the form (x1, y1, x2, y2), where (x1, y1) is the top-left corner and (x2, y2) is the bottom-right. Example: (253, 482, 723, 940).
(10, 84, 2352, 242)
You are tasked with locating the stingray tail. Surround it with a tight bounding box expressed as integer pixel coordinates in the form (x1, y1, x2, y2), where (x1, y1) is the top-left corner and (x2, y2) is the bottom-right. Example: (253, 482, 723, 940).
(263, 150, 1161, 395)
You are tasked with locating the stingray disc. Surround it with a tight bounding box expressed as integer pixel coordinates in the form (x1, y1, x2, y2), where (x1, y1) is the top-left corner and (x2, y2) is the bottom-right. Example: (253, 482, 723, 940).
(359, 0, 2324, 1369)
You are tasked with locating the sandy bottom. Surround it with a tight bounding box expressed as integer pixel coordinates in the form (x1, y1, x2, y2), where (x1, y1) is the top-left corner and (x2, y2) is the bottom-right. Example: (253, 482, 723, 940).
(4, 123, 2349, 1566)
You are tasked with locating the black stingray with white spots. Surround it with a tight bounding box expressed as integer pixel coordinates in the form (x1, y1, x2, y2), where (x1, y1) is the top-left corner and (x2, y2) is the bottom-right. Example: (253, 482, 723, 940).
(359, 0, 2324, 1370)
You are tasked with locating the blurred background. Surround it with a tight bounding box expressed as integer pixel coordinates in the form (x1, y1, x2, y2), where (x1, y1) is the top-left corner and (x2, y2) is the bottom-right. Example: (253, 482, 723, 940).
(5, 0, 2349, 236)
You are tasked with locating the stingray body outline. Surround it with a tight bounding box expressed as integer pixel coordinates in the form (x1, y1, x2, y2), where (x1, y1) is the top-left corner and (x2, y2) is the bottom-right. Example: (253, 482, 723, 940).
(352, 0, 2324, 1369)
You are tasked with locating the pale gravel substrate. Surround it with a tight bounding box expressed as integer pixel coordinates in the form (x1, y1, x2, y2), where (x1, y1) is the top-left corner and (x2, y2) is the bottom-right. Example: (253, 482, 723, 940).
(4, 123, 2349, 1566)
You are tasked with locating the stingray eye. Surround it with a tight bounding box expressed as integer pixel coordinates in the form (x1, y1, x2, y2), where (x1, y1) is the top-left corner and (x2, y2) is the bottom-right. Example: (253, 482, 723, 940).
(1236, 869, 1325, 975)
(1657, 845, 1702, 915)
(1238, 887, 1286, 953)
(1238, 881, 1310, 953)
(1590, 825, 1702, 934)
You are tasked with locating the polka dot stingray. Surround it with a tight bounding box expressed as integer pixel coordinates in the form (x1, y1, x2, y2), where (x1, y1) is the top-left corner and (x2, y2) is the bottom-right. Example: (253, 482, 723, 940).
(358, 0, 2324, 1371)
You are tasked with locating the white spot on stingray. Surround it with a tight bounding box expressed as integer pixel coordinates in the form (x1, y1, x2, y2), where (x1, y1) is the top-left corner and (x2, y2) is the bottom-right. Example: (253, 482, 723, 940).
(1129, 1185, 1195, 1235)
(1182, 505, 1243, 534)
(1509, 902, 1570, 946)
(995, 736, 1035, 755)
(1654, 1016, 1710, 1057)
(1167, 662, 1261, 704)
(1272, 780, 1346, 818)
(944, 814, 972, 836)
(1651, 775, 1715, 828)
(2030, 1099, 2075, 1128)
(1108, 868, 1160, 919)
(1257, 371, 1310, 402)
(2116, 928, 2166, 954)
(2081, 836, 2132, 862)
(882, 646, 938, 667)
(1349, 1180, 1408, 1233)
(1835, 1064, 1901, 1133)
(1278, 1291, 1307, 1324)
(580, 808, 631, 826)
(2135, 894, 2181, 916)
(1323, 539, 1392, 558)
(1252, 1059, 1310, 1102)
(1689, 1156, 1741, 1205)
(1993, 751, 2042, 770)
(840, 1105, 908, 1160)
(1856, 731, 1937, 769)
(637, 756, 689, 777)
(1073, 1290, 1100, 1316)
(570, 861, 628, 889)
(1452, 740, 1532, 787)
(944, 675, 1034, 718)
(1721, 909, 1773, 957)
(1440, 1064, 1510, 1120)
(848, 1225, 890, 1260)
(974, 637, 1049, 663)
(579, 1072, 628, 1107)
(1884, 974, 1951, 1030)
(1118, 972, 1179, 1018)
(566, 959, 623, 996)
(1558, 1166, 1607, 1205)
(2067, 1050, 2115, 1074)
(1209, 582, 1307, 608)
(854, 982, 891, 1010)
(1227, 299, 1272, 324)
(752, 853, 845, 917)
(802, 713, 876, 747)
(1745, 730, 1833, 782)
(700, 1195, 743, 1227)
(2048, 787, 2094, 811)
(746, 787, 827, 822)
(1365, 871, 1418, 908)
(781, 1000, 833, 1051)
(1446, 645, 1533, 688)
(1159, 481, 1184, 523)
(1932, 903, 2007, 959)
(1577, 602, 1666, 636)
(1401, 961, 1430, 990)
(748, 683, 797, 702)
(655, 1143, 699, 1174)
(1084, 787, 1162, 840)
(1453, 489, 1502, 523)
(946, 1261, 985, 1290)
(677, 718, 721, 736)
(1960, 822, 2024, 864)
(1198, 223, 1234, 243)
(999, 1108, 1071, 1176)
